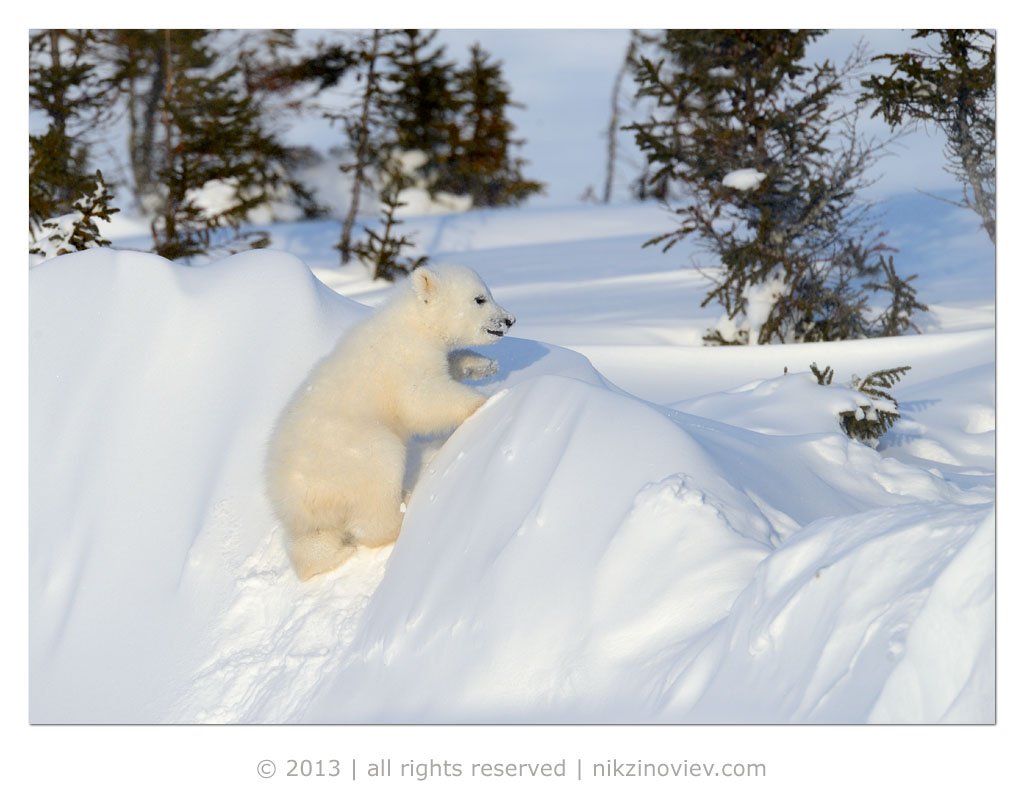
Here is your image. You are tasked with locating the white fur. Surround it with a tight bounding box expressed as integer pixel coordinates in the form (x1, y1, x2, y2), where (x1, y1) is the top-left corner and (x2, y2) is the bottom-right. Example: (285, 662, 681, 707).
(266, 264, 515, 580)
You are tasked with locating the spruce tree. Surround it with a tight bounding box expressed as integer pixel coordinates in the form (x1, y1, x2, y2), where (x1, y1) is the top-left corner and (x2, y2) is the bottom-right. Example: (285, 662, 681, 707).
(334, 29, 395, 264)
(861, 30, 995, 242)
(263, 35, 357, 94)
(236, 29, 303, 96)
(627, 30, 923, 345)
(811, 362, 911, 446)
(299, 29, 437, 268)
(602, 32, 641, 204)
(352, 172, 427, 281)
(143, 30, 286, 259)
(232, 29, 329, 220)
(863, 255, 929, 337)
(102, 29, 323, 256)
(321, 32, 544, 270)
(443, 44, 544, 206)
(384, 29, 460, 190)
(104, 29, 170, 213)
(30, 170, 119, 260)
(29, 29, 112, 242)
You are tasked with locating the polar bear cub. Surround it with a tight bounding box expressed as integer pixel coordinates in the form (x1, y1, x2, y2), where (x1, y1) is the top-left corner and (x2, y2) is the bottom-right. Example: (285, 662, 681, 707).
(266, 264, 515, 580)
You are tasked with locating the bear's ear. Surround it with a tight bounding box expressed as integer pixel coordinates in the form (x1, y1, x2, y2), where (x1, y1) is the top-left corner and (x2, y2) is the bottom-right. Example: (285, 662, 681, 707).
(411, 266, 439, 303)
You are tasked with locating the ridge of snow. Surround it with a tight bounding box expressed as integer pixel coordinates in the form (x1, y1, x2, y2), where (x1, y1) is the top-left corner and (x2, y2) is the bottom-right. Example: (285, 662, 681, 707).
(30, 247, 993, 723)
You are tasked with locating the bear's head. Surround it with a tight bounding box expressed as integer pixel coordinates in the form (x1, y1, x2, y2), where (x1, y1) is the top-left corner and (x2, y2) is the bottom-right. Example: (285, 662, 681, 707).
(409, 264, 515, 347)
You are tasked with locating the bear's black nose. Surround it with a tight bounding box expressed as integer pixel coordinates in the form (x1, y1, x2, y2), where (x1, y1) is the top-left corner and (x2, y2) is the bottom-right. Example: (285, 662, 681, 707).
(505, 315, 515, 327)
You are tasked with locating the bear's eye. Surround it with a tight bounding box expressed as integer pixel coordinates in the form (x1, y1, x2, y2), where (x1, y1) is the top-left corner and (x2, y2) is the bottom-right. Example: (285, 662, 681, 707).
(474, 296, 487, 305)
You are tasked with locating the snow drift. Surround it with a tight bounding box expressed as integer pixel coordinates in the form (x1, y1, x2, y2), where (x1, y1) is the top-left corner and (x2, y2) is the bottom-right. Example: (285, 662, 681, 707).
(29, 248, 994, 723)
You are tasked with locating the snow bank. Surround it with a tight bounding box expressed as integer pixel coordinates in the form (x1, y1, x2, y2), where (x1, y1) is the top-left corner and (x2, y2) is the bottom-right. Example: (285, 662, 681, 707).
(722, 168, 767, 190)
(30, 248, 994, 723)
(29, 248, 362, 722)
(303, 382, 991, 722)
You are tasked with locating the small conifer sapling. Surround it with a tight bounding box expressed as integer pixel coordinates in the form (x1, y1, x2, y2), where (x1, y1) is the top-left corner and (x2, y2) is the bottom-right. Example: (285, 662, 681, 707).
(30, 170, 119, 258)
(810, 362, 911, 446)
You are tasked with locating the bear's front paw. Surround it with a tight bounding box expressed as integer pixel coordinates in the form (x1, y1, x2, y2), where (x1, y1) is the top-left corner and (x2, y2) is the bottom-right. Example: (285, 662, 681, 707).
(464, 357, 499, 379)
(450, 350, 499, 380)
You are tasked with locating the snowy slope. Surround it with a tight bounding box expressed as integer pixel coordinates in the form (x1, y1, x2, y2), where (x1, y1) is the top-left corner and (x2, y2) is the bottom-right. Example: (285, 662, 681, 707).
(302, 379, 990, 723)
(30, 248, 361, 722)
(29, 206, 994, 722)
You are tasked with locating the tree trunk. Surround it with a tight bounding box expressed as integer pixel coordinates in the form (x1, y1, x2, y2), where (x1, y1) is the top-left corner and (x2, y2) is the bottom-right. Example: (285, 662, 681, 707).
(603, 35, 636, 204)
(955, 108, 996, 243)
(339, 29, 383, 264)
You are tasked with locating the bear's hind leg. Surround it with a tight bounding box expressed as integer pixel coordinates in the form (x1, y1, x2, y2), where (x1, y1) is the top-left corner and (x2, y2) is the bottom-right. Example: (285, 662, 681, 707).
(290, 530, 357, 581)
(349, 477, 405, 548)
(348, 437, 406, 550)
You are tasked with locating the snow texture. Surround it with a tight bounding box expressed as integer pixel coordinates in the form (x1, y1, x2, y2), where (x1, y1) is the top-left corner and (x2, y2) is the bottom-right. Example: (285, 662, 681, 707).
(29, 199, 994, 724)
(722, 168, 767, 190)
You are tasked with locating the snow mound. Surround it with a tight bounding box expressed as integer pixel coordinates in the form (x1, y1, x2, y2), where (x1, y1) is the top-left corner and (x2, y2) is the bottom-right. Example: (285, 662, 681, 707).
(397, 186, 473, 216)
(29, 248, 363, 722)
(30, 248, 993, 723)
(303, 379, 991, 722)
(722, 168, 767, 190)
